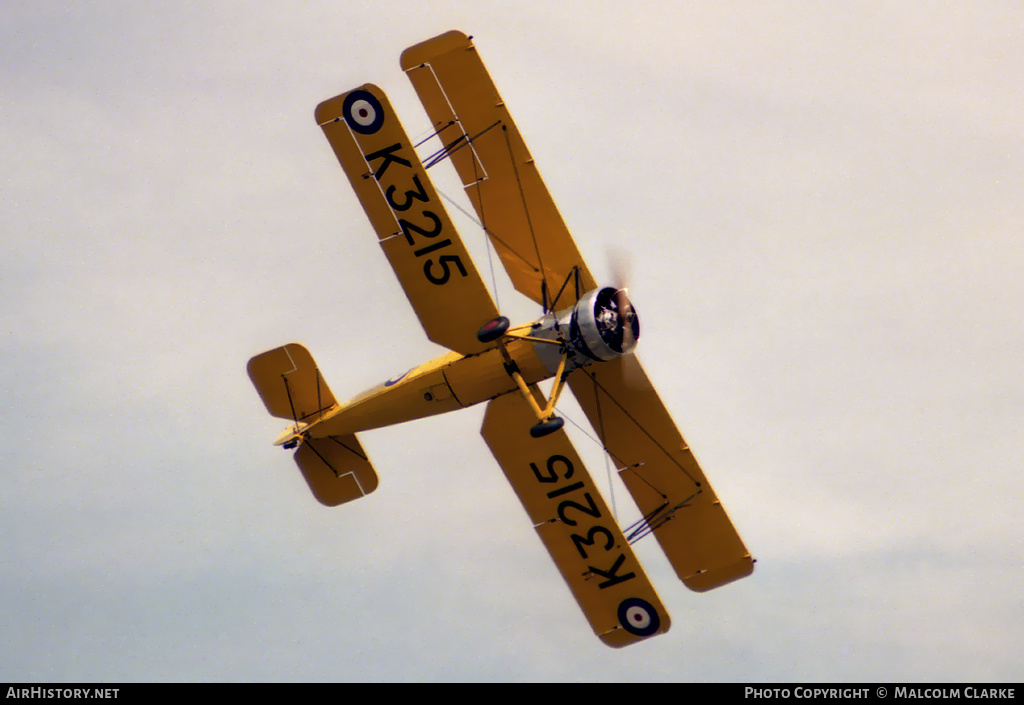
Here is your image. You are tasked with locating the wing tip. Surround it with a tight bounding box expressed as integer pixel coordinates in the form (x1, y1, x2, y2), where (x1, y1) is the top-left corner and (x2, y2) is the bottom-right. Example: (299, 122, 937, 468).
(314, 83, 384, 126)
(597, 610, 672, 648)
(400, 29, 472, 71)
(683, 556, 756, 592)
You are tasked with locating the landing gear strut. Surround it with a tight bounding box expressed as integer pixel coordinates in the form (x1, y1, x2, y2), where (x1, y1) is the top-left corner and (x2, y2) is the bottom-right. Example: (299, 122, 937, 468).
(478, 316, 572, 438)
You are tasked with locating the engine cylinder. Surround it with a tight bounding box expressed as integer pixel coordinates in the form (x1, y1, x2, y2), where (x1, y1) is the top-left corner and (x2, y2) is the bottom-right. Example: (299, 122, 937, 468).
(569, 287, 640, 361)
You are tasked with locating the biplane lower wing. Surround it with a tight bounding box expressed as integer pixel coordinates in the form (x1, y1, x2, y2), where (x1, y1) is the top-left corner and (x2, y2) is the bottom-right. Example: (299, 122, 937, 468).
(401, 31, 597, 309)
(248, 343, 378, 507)
(482, 389, 670, 647)
(315, 84, 498, 355)
(567, 356, 754, 591)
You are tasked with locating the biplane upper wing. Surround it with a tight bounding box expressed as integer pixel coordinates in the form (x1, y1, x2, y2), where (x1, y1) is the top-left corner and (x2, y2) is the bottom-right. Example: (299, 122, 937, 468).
(481, 389, 670, 647)
(401, 31, 597, 309)
(316, 84, 499, 355)
(567, 355, 754, 592)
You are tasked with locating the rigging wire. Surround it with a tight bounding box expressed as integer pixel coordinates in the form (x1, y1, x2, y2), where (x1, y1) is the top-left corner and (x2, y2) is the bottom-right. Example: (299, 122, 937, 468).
(502, 125, 550, 305)
(576, 365, 702, 488)
(414, 119, 547, 311)
(592, 373, 618, 521)
(470, 149, 500, 312)
(423, 120, 502, 169)
(412, 119, 457, 149)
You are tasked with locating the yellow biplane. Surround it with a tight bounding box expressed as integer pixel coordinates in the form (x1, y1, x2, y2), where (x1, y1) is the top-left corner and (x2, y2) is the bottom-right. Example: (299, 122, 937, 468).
(248, 30, 753, 647)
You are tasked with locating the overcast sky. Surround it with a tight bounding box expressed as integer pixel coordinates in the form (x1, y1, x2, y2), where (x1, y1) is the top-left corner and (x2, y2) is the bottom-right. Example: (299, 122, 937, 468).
(2, 1, 1021, 682)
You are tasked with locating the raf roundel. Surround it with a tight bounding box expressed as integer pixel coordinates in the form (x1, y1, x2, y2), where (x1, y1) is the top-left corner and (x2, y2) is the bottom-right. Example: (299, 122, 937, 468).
(342, 89, 385, 134)
(617, 597, 661, 637)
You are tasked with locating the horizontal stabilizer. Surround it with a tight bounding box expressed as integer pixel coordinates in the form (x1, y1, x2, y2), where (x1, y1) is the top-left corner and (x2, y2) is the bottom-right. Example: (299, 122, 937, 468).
(247, 343, 337, 422)
(295, 434, 379, 507)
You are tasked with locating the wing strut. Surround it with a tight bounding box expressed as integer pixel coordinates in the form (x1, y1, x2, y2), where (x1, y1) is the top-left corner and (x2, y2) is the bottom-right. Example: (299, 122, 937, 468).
(412, 119, 457, 148)
(545, 265, 583, 315)
(621, 490, 702, 545)
(422, 119, 502, 170)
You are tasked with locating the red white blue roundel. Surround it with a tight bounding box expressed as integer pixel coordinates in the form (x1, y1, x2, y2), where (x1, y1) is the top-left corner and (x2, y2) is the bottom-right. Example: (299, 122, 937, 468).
(617, 597, 660, 637)
(342, 90, 384, 134)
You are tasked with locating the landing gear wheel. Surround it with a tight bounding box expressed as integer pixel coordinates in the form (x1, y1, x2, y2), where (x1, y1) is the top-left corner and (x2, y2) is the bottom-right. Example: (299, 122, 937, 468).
(477, 316, 510, 343)
(529, 416, 564, 438)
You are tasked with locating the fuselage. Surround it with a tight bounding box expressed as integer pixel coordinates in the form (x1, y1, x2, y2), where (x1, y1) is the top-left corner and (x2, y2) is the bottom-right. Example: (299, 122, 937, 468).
(282, 285, 638, 445)
(309, 323, 560, 438)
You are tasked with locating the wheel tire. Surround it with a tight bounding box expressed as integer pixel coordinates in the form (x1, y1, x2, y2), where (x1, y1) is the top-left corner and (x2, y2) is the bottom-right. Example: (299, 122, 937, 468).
(476, 316, 510, 343)
(529, 416, 564, 438)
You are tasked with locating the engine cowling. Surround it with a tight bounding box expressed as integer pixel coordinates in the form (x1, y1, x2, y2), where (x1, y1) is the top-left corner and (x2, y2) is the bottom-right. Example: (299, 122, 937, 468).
(568, 286, 640, 361)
